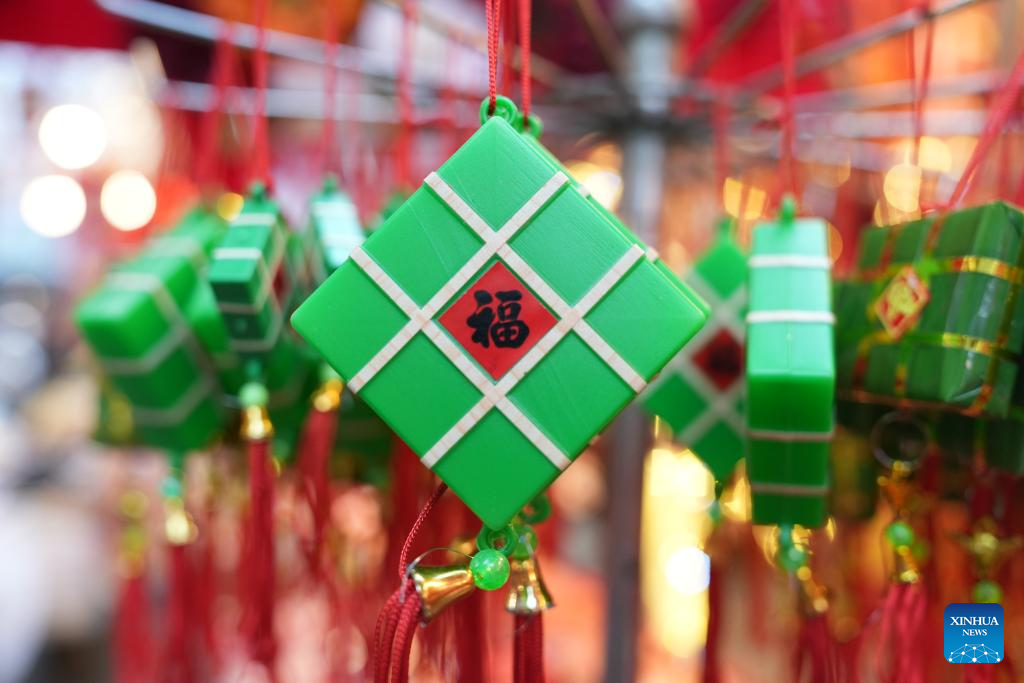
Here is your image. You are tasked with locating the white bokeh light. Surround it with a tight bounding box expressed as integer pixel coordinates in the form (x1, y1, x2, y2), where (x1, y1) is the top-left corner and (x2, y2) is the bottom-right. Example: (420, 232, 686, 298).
(664, 547, 711, 596)
(20, 175, 87, 238)
(38, 104, 107, 170)
(100, 170, 156, 231)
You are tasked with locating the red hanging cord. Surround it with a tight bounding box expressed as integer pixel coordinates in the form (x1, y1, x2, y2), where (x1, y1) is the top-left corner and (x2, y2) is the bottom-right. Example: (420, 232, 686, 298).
(396, 482, 448, 583)
(250, 0, 272, 187)
(161, 543, 192, 683)
(113, 566, 154, 683)
(240, 438, 277, 673)
(518, 0, 532, 123)
(946, 48, 1024, 209)
(395, 0, 417, 188)
(712, 101, 729, 205)
(321, 0, 340, 176)
(297, 400, 339, 579)
(777, 0, 798, 201)
(196, 25, 236, 194)
(908, 1, 934, 167)
(485, 0, 503, 114)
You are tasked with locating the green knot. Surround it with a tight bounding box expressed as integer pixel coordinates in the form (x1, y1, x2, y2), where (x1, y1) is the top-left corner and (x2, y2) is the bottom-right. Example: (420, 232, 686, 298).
(248, 181, 268, 202)
(779, 195, 797, 226)
(480, 95, 518, 126)
(885, 520, 916, 549)
(469, 548, 511, 590)
(972, 579, 1003, 604)
(239, 381, 269, 408)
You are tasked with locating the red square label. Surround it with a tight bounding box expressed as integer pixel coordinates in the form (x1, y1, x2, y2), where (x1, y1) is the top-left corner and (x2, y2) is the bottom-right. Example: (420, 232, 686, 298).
(438, 261, 558, 380)
(875, 265, 930, 340)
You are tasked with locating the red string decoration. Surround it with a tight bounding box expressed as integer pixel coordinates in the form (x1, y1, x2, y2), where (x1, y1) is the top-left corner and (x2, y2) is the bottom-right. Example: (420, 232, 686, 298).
(161, 544, 192, 683)
(518, 0, 532, 123)
(321, 0, 340, 176)
(297, 402, 340, 579)
(196, 25, 236, 194)
(394, 0, 417, 188)
(513, 614, 545, 683)
(777, 0, 798, 201)
(250, 0, 272, 187)
(240, 439, 277, 673)
(485, 0, 503, 114)
(875, 582, 927, 683)
(113, 568, 154, 683)
(372, 482, 448, 683)
(946, 47, 1024, 209)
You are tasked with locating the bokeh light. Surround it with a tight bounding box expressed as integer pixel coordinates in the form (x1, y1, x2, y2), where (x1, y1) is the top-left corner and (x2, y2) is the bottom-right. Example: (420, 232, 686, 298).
(100, 170, 157, 231)
(883, 163, 922, 213)
(216, 192, 245, 222)
(566, 160, 623, 210)
(664, 547, 711, 595)
(38, 104, 107, 170)
(20, 175, 87, 238)
(723, 177, 767, 219)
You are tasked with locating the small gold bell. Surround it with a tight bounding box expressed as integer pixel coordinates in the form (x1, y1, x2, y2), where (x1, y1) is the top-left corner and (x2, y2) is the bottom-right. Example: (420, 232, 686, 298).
(241, 404, 274, 442)
(505, 554, 554, 615)
(411, 564, 476, 622)
(312, 376, 344, 412)
(891, 544, 921, 584)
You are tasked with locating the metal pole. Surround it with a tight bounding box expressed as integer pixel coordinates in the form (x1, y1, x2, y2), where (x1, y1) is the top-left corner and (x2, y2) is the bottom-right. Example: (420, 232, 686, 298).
(603, 0, 682, 681)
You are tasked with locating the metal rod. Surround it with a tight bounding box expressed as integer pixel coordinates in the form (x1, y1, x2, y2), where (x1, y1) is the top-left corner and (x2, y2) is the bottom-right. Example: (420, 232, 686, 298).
(737, 0, 991, 96)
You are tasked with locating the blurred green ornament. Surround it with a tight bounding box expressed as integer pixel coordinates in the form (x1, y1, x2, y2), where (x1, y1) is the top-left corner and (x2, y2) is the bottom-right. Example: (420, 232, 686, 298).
(470, 549, 510, 590)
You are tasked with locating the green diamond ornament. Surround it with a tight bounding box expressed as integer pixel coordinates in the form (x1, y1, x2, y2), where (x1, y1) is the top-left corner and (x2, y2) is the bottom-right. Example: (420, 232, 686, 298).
(745, 200, 835, 528)
(304, 175, 366, 283)
(293, 98, 708, 528)
(642, 220, 747, 484)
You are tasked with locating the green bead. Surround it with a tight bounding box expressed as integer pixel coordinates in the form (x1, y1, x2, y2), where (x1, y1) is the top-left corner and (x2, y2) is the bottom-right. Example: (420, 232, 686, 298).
(778, 544, 808, 573)
(239, 381, 269, 408)
(160, 476, 182, 500)
(885, 520, 915, 549)
(469, 549, 510, 590)
(972, 580, 1003, 604)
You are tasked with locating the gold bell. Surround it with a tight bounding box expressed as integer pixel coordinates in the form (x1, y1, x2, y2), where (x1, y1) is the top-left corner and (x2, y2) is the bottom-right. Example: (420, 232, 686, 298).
(505, 554, 554, 615)
(312, 377, 344, 412)
(796, 569, 829, 617)
(241, 404, 274, 442)
(411, 564, 476, 622)
(891, 544, 921, 584)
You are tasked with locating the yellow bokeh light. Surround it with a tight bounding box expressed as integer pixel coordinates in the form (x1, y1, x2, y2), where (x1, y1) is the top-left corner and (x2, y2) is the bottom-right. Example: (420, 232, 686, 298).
(38, 104, 107, 170)
(899, 136, 952, 174)
(216, 192, 245, 221)
(883, 163, 922, 213)
(100, 170, 157, 231)
(722, 177, 766, 220)
(565, 160, 623, 211)
(20, 175, 87, 238)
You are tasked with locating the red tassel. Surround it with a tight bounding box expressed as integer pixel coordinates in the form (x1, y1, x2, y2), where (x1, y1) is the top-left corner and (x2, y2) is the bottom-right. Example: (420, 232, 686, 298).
(965, 663, 998, 683)
(876, 583, 926, 683)
(702, 560, 723, 683)
(298, 404, 339, 578)
(795, 614, 837, 683)
(454, 592, 486, 682)
(513, 614, 544, 683)
(162, 544, 192, 683)
(192, 517, 220, 674)
(113, 570, 154, 683)
(373, 580, 424, 683)
(240, 439, 277, 673)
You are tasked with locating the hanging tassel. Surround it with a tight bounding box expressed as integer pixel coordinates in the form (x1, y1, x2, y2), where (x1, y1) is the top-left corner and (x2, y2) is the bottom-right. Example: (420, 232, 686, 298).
(298, 368, 343, 579)
(239, 382, 277, 674)
(113, 489, 154, 683)
(513, 614, 544, 683)
(795, 571, 838, 683)
(875, 522, 927, 683)
(702, 558, 723, 683)
(162, 543, 193, 683)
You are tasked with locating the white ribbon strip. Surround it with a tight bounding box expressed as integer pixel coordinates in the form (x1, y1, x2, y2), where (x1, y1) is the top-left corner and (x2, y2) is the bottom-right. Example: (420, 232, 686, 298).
(746, 310, 835, 325)
(748, 254, 831, 269)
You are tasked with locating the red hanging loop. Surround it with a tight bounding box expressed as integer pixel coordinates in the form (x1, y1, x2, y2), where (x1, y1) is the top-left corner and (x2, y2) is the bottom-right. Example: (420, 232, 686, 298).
(518, 0, 532, 123)
(485, 0, 503, 114)
(321, 0, 340, 176)
(777, 0, 798, 201)
(250, 0, 272, 187)
(908, 1, 934, 167)
(394, 0, 417, 188)
(197, 25, 236, 194)
(946, 47, 1024, 209)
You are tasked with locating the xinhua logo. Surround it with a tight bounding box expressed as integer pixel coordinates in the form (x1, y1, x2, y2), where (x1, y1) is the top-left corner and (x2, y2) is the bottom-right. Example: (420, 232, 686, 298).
(944, 603, 1004, 664)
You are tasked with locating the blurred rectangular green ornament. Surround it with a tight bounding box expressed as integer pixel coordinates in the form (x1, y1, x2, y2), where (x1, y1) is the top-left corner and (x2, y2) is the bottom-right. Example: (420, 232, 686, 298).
(306, 176, 366, 280)
(745, 203, 834, 528)
(642, 221, 746, 484)
(76, 253, 224, 451)
(836, 202, 1024, 417)
(293, 98, 708, 529)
